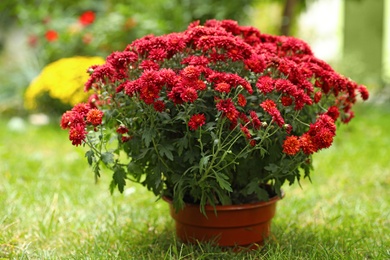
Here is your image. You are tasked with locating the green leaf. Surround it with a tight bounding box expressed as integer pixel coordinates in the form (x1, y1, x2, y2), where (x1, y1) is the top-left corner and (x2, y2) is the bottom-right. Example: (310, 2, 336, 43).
(246, 181, 269, 201)
(101, 152, 114, 165)
(158, 144, 174, 161)
(142, 128, 156, 147)
(127, 162, 143, 181)
(175, 136, 188, 156)
(85, 150, 94, 166)
(264, 163, 279, 173)
(215, 172, 232, 192)
(93, 163, 100, 183)
(199, 155, 210, 174)
(112, 167, 126, 193)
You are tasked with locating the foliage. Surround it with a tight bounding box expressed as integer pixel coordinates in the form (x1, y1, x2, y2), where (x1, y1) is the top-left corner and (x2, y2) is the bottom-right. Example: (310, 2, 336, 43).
(60, 19, 369, 214)
(24, 56, 105, 115)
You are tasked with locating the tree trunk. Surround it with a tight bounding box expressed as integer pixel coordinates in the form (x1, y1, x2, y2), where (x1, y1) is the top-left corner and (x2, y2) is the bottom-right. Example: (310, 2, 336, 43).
(281, 0, 297, 35)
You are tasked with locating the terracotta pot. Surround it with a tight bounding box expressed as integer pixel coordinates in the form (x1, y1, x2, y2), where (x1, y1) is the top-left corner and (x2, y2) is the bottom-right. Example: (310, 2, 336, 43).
(163, 193, 283, 249)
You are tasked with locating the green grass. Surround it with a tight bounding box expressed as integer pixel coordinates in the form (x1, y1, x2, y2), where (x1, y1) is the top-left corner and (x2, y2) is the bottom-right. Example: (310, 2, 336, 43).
(1, 103, 389, 259)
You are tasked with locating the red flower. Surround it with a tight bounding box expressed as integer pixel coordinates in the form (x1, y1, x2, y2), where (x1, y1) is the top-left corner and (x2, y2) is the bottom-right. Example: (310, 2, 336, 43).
(240, 125, 251, 139)
(256, 76, 274, 94)
(314, 91, 322, 103)
(283, 136, 300, 155)
(299, 134, 316, 155)
(358, 85, 369, 100)
(188, 114, 206, 130)
(121, 136, 133, 142)
(79, 11, 95, 26)
(181, 65, 202, 80)
(86, 108, 104, 126)
(60, 110, 84, 129)
(181, 87, 198, 103)
(69, 124, 87, 146)
(215, 82, 231, 93)
(260, 99, 285, 127)
(325, 106, 340, 121)
(216, 98, 239, 122)
(249, 111, 261, 130)
(153, 100, 165, 112)
(45, 30, 58, 42)
(72, 103, 90, 117)
(116, 125, 129, 134)
(281, 96, 293, 106)
(237, 94, 247, 107)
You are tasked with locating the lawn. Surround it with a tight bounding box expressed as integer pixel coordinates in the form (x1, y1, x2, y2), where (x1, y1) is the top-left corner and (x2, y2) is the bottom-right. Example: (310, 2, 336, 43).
(1, 102, 389, 259)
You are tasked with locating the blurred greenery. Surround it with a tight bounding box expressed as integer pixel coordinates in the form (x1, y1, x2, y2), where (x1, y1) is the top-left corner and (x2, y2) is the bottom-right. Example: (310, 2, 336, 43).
(0, 0, 256, 116)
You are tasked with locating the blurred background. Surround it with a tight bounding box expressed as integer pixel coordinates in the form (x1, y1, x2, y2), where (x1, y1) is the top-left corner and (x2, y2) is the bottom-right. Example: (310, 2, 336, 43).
(0, 0, 389, 121)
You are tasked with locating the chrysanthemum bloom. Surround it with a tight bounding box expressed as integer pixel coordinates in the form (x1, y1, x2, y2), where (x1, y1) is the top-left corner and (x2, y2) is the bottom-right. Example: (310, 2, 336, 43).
(216, 98, 239, 122)
(240, 125, 251, 140)
(60, 110, 84, 129)
(260, 99, 285, 127)
(249, 111, 261, 130)
(188, 114, 206, 130)
(69, 124, 87, 146)
(153, 100, 166, 112)
(215, 82, 231, 93)
(86, 108, 104, 126)
(237, 94, 247, 107)
(283, 136, 300, 155)
(116, 125, 129, 134)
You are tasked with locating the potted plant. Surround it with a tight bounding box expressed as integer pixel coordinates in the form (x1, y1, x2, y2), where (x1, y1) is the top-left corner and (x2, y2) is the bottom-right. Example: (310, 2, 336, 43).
(60, 19, 369, 248)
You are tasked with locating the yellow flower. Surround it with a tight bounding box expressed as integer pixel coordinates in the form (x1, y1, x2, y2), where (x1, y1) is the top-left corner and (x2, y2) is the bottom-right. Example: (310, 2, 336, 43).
(25, 56, 105, 110)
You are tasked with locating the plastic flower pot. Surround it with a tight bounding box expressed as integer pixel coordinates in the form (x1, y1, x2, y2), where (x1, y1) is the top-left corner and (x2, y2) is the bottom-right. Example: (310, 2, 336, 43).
(163, 192, 283, 249)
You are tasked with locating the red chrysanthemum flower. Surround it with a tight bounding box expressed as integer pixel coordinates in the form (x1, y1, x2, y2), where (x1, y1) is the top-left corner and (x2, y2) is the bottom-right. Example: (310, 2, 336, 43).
(72, 103, 90, 116)
(188, 114, 206, 130)
(180, 87, 198, 103)
(325, 106, 340, 121)
(281, 96, 293, 106)
(239, 113, 250, 125)
(181, 65, 202, 80)
(249, 111, 261, 130)
(299, 134, 316, 155)
(60, 110, 84, 129)
(256, 76, 274, 94)
(358, 85, 369, 101)
(283, 136, 300, 155)
(153, 100, 165, 112)
(116, 125, 129, 134)
(121, 135, 133, 142)
(69, 124, 87, 146)
(86, 108, 104, 126)
(237, 94, 247, 107)
(260, 99, 285, 127)
(216, 98, 239, 122)
(215, 82, 231, 93)
(240, 124, 251, 140)
(79, 11, 95, 26)
(314, 91, 322, 103)
(195, 80, 207, 91)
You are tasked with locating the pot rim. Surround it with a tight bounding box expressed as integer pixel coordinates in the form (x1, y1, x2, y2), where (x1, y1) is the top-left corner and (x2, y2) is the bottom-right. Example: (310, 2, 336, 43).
(162, 190, 284, 212)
